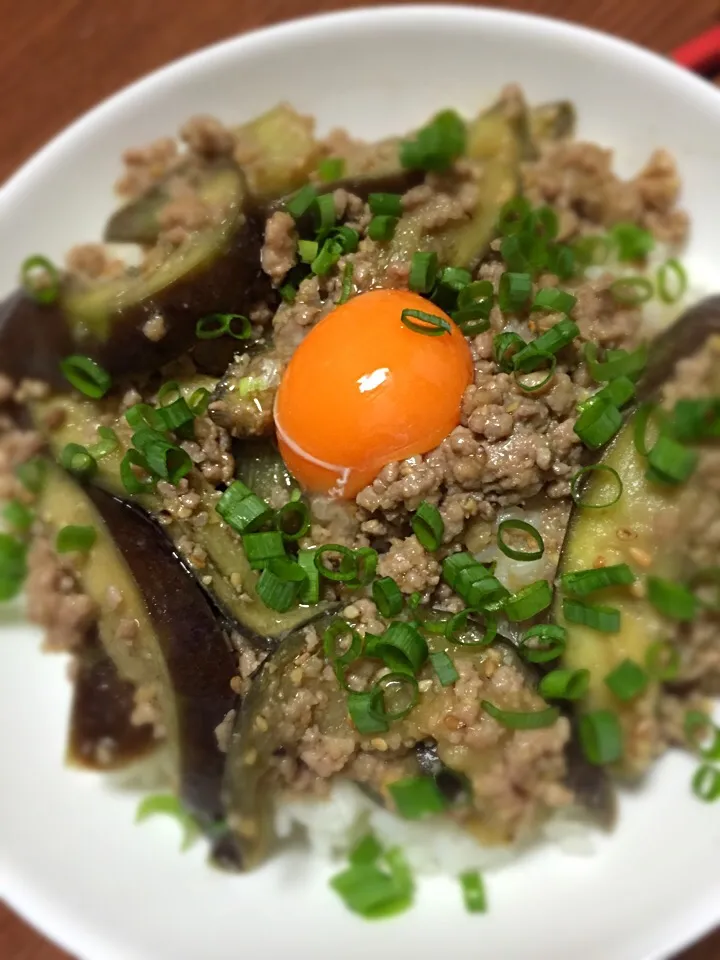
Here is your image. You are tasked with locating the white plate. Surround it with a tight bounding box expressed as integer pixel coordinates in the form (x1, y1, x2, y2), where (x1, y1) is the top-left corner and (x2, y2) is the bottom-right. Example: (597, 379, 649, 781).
(1, 7, 720, 960)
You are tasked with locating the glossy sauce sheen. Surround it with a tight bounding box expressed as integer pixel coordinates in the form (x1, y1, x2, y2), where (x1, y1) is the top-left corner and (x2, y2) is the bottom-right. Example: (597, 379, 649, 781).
(275, 289, 473, 497)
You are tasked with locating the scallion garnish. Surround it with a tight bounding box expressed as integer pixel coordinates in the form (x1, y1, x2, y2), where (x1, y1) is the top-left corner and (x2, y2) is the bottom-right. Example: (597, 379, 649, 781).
(55, 524, 96, 554)
(374, 672, 419, 721)
(563, 598, 620, 632)
(497, 196, 532, 236)
(498, 272, 532, 312)
(579, 710, 624, 764)
(514, 354, 556, 393)
(670, 398, 720, 443)
(3, 500, 33, 534)
(445, 609, 497, 647)
(242, 531, 286, 569)
(459, 870, 487, 914)
(691, 765, 720, 803)
(297, 548, 320, 604)
(604, 659, 649, 702)
(314, 543, 358, 582)
(574, 397, 622, 450)
(256, 558, 306, 612)
(646, 435, 698, 485)
(583, 341, 647, 382)
(315, 193, 337, 232)
(216, 480, 272, 534)
(389, 776, 448, 818)
(311, 238, 343, 276)
(573, 235, 611, 267)
(684, 711, 720, 761)
(125, 403, 162, 430)
(15, 458, 46, 495)
(372, 577, 403, 618)
(195, 313, 252, 340)
(285, 184, 318, 220)
(120, 449, 155, 494)
(330, 225, 360, 254)
(610, 276, 654, 305)
(323, 618, 363, 667)
(59, 442, 97, 480)
(136, 794, 199, 851)
(451, 279, 494, 334)
(20, 254, 61, 305)
(411, 501, 444, 550)
(482, 699, 559, 730)
(519, 624, 567, 663)
(532, 288, 577, 313)
(591, 376, 636, 410)
(330, 845, 414, 919)
(646, 576, 698, 621)
(513, 318, 579, 369)
(338, 262, 354, 305)
(369, 193, 403, 217)
(87, 425, 119, 460)
(400, 109, 466, 172)
(503, 580, 553, 621)
(317, 156, 345, 181)
(347, 688, 388, 734)
(137, 437, 192, 485)
(298, 239, 319, 263)
(539, 668, 590, 701)
(409, 251, 439, 294)
(493, 332, 526, 372)
(429, 651, 458, 686)
(645, 640, 680, 681)
(400, 308, 451, 337)
(60, 355, 111, 399)
(609, 223, 654, 262)
(367, 215, 399, 242)
(366, 621, 428, 674)
(275, 499, 310, 541)
(560, 564, 635, 597)
(571, 464, 623, 511)
(0, 533, 27, 601)
(496, 518, 544, 561)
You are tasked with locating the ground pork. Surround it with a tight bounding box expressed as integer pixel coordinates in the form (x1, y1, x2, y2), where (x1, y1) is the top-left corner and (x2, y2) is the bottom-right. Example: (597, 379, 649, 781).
(180, 115, 234, 158)
(25, 537, 97, 653)
(115, 136, 179, 198)
(377, 535, 441, 594)
(261, 211, 298, 284)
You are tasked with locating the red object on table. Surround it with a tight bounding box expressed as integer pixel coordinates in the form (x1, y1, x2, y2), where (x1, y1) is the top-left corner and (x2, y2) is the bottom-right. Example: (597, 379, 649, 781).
(672, 25, 720, 75)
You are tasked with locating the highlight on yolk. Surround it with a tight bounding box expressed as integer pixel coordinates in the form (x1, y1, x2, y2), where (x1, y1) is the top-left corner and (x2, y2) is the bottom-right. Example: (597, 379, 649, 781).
(274, 289, 474, 498)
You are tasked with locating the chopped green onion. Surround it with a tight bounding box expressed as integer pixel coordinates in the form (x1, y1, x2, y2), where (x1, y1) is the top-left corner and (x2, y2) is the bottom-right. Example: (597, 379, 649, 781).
(500, 234, 532, 273)
(498, 272, 532, 313)
(493, 331, 527, 372)
(125, 403, 161, 430)
(452, 280, 494, 333)
(646, 576, 698, 621)
(496, 518, 544, 561)
(579, 710, 623, 764)
(275, 499, 310, 541)
(563, 598, 620, 632)
(60, 355, 111, 399)
(429, 651, 458, 686)
(349, 833, 383, 866)
(399, 109, 466, 172)
(400, 308, 451, 337)
(323, 618, 363, 666)
(513, 318, 579, 369)
(453, 563, 508, 611)
(497, 196, 532, 236)
(20, 254, 61, 305)
(591, 376, 636, 410)
(604, 658, 649, 702)
(442, 551, 478, 590)
(216, 481, 272, 534)
(140, 439, 192, 485)
(573, 235, 611, 267)
(519, 624, 567, 663)
(0, 533, 27, 601)
(583, 341, 648, 382)
(574, 397, 622, 450)
(482, 699, 560, 730)
(547, 243, 576, 280)
(256, 558, 306, 612)
(347, 689, 388, 734)
(372, 577, 403, 618)
(285, 184, 318, 220)
(531, 206, 559, 240)
(369, 193, 403, 217)
(136, 794, 199, 851)
(87, 426, 119, 460)
(120, 449, 155, 494)
(279, 283, 297, 303)
(514, 355, 556, 392)
(411, 500, 444, 551)
(348, 547, 379, 587)
(330, 847, 414, 919)
(242, 531, 286, 569)
(59, 442, 97, 480)
(297, 548, 320, 604)
(459, 871, 487, 914)
(436, 265, 472, 296)
(367, 621, 428, 673)
(314, 543, 358, 582)
(670, 397, 720, 443)
(330, 225, 360, 254)
(560, 564, 635, 597)
(389, 776, 448, 818)
(317, 157, 345, 181)
(445, 609, 497, 647)
(407, 591, 421, 610)
(609, 223, 654, 262)
(409, 251, 439, 294)
(692, 765, 720, 803)
(155, 397, 194, 434)
(539, 668, 591, 701)
(195, 313, 252, 340)
(503, 580, 553, 622)
(532, 288, 577, 313)
(646, 435, 698, 485)
(3, 500, 33, 534)
(645, 640, 680, 681)
(633, 402, 665, 456)
(610, 276, 654, 305)
(298, 239, 319, 263)
(367, 215, 399, 242)
(311, 238, 342, 276)
(373, 672, 419, 721)
(56, 524, 96, 554)
(15, 458, 46, 494)
(315, 193, 337, 232)
(338, 262, 354, 305)
(684, 711, 720, 761)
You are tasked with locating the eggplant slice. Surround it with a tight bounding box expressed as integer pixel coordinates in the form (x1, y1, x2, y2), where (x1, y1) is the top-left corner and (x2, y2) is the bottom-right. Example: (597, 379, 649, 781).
(36, 463, 238, 825)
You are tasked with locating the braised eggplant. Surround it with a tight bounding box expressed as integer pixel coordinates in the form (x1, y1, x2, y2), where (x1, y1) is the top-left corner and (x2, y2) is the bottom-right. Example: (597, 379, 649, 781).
(528, 101, 576, 146)
(36, 463, 238, 824)
(68, 628, 157, 771)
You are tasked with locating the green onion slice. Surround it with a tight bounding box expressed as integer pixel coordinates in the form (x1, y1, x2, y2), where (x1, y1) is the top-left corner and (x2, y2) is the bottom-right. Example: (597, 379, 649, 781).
(311, 238, 342, 276)
(497, 196, 532, 236)
(315, 193, 337, 231)
(604, 658, 649, 702)
(692, 765, 720, 803)
(411, 500, 444, 550)
(445, 609, 497, 647)
(60, 355, 111, 399)
(314, 544, 358, 582)
(574, 397, 622, 450)
(563, 598, 620, 632)
(349, 833, 382, 866)
(519, 624, 567, 663)
(347, 548, 378, 588)
(459, 870, 487, 914)
(388, 776, 448, 818)
(579, 710, 624, 764)
(400, 308, 451, 337)
(503, 580, 553, 622)
(195, 313, 252, 340)
(20, 254, 61, 305)
(317, 157, 345, 181)
(496, 518, 544, 561)
(366, 621, 428, 673)
(609, 223, 654, 262)
(514, 354, 556, 393)
(329, 847, 413, 919)
(323, 618, 363, 666)
(539, 668, 591, 701)
(429, 651, 458, 686)
(256, 559, 306, 613)
(297, 548, 320, 604)
(399, 109, 466, 173)
(120, 449, 155, 494)
(56, 524, 96, 554)
(0, 533, 27, 602)
(644, 640, 680, 681)
(338, 262, 354, 305)
(369, 192, 403, 217)
(216, 481, 272, 535)
(560, 564, 635, 597)
(610, 276, 654, 305)
(60, 442, 97, 480)
(498, 272, 532, 312)
(3, 500, 33, 534)
(298, 239, 319, 263)
(646, 576, 698, 621)
(87, 426, 119, 460)
(646, 435, 698, 485)
(275, 499, 310, 541)
(409, 251, 439, 294)
(347, 689, 389, 734)
(569, 465, 623, 511)
(493, 331, 526, 371)
(670, 398, 720, 443)
(285, 184, 318, 220)
(136, 794, 199, 851)
(481, 699, 560, 730)
(532, 288, 577, 313)
(583, 341, 648, 382)
(573, 235, 612, 267)
(367, 215, 399, 242)
(513, 318, 579, 368)
(15, 458, 46, 494)
(684, 711, 720, 761)
(373, 672, 419, 721)
(242, 530, 286, 569)
(372, 577, 403, 618)
(656, 260, 688, 306)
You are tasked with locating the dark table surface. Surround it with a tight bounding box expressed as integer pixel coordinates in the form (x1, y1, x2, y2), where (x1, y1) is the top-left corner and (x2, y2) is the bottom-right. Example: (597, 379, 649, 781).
(1, 0, 719, 957)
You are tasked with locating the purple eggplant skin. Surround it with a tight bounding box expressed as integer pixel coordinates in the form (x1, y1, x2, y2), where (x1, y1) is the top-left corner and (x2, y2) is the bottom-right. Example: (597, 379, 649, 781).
(84, 487, 238, 825)
(68, 627, 157, 771)
(0, 291, 73, 391)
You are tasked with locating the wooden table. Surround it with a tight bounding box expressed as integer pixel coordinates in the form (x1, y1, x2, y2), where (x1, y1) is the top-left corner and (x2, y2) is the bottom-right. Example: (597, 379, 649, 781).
(1, 0, 719, 956)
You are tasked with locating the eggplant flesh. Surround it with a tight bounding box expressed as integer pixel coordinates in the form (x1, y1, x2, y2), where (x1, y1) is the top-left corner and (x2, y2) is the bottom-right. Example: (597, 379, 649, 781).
(68, 628, 157, 771)
(36, 463, 238, 824)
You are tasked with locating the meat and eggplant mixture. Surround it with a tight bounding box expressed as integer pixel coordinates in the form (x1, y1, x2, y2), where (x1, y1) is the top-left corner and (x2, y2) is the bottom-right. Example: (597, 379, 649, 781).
(2, 86, 719, 916)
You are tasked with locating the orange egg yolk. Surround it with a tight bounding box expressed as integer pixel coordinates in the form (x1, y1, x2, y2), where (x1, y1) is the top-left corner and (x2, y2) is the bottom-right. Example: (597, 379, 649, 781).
(274, 289, 474, 498)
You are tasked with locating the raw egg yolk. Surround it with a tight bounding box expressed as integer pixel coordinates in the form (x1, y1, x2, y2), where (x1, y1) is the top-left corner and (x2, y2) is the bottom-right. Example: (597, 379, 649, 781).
(274, 289, 473, 498)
